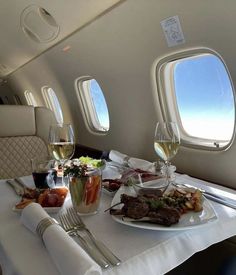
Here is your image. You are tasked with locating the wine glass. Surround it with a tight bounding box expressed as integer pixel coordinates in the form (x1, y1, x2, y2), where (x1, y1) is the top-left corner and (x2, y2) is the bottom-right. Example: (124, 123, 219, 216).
(154, 122, 180, 187)
(48, 123, 75, 185)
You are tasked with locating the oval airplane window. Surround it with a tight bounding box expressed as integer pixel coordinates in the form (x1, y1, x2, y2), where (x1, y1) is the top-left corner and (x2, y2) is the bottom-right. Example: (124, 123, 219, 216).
(75, 77, 110, 133)
(14, 95, 22, 105)
(41, 86, 63, 124)
(24, 90, 37, 106)
(155, 49, 235, 150)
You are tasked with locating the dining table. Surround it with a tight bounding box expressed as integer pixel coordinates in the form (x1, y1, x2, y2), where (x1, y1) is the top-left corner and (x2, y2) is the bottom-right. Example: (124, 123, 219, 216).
(1, 166, 236, 275)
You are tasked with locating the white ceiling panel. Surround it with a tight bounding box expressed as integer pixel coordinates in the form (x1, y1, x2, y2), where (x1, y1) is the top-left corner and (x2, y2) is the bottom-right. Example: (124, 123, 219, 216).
(0, 0, 124, 77)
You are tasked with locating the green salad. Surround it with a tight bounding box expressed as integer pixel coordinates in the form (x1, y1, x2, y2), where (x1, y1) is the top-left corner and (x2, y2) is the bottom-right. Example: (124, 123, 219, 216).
(78, 156, 105, 168)
(64, 156, 105, 178)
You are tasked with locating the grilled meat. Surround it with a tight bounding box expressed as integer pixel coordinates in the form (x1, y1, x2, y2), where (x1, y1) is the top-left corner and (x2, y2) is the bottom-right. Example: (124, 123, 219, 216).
(110, 194, 181, 225)
(148, 207, 180, 226)
(110, 188, 203, 226)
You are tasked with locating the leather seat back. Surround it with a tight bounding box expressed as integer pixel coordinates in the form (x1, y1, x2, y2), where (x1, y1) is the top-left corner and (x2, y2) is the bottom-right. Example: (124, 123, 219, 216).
(0, 105, 57, 179)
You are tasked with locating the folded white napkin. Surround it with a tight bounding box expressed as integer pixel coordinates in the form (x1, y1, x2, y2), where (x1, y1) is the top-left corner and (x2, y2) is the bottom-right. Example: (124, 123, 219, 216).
(109, 150, 156, 173)
(20, 203, 102, 275)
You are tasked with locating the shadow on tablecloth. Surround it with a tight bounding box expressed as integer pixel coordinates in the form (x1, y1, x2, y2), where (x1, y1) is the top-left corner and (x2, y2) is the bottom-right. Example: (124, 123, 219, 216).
(166, 238, 236, 275)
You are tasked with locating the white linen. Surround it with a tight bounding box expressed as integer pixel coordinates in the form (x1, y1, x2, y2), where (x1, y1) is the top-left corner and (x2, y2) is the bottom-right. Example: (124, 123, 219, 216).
(20, 203, 102, 275)
(109, 150, 156, 172)
(1, 174, 236, 275)
(108, 150, 128, 165)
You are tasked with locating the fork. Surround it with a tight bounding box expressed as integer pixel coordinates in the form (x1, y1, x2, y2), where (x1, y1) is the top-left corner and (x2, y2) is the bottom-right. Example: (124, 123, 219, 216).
(67, 207, 121, 266)
(59, 212, 110, 269)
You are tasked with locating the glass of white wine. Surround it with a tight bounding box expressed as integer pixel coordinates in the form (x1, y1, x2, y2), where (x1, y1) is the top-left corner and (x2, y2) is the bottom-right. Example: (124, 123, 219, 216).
(48, 123, 75, 185)
(154, 122, 180, 187)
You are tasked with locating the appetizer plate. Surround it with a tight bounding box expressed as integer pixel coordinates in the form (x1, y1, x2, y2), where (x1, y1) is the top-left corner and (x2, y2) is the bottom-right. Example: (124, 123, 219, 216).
(13, 187, 68, 214)
(111, 185, 218, 231)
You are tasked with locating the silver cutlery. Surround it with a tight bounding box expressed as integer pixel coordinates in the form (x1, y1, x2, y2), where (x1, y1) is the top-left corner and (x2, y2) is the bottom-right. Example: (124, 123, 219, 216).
(202, 193, 236, 210)
(6, 178, 36, 196)
(174, 182, 227, 200)
(14, 177, 27, 189)
(66, 207, 121, 267)
(6, 179, 24, 196)
(59, 212, 110, 269)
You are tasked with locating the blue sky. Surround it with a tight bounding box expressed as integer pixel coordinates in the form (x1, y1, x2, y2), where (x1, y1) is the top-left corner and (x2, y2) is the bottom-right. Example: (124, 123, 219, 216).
(90, 79, 110, 129)
(174, 54, 235, 140)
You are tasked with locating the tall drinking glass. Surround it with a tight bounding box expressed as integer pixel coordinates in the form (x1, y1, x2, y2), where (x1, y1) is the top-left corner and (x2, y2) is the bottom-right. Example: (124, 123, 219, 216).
(48, 123, 75, 185)
(154, 122, 180, 187)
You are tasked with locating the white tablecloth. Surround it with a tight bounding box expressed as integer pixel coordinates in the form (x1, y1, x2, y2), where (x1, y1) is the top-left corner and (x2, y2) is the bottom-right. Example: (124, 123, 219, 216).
(1, 174, 236, 275)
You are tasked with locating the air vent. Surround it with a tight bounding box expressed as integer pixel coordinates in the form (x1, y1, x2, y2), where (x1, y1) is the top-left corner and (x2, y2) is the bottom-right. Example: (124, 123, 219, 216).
(20, 5, 60, 43)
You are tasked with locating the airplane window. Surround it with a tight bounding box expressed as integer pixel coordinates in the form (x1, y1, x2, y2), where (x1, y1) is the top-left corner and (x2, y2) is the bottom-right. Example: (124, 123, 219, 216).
(24, 90, 37, 106)
(41, 86, 63, 124)
(75, 77, 110, 133)
(155, 49, 235, 149)
(13, 95, 22, 105)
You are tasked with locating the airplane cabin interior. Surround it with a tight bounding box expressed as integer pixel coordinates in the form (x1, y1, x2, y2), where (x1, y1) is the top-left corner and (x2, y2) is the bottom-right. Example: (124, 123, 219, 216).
(0, 1, 236, 275)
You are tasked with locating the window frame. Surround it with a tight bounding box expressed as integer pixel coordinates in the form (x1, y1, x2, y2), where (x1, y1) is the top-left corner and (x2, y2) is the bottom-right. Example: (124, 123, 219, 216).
(13, 95, 22, 105)
(24, 90, 37, 106)
(75, 76, 110, 135)
(41, 86, 63, 124)
(154, 48, 236, 150)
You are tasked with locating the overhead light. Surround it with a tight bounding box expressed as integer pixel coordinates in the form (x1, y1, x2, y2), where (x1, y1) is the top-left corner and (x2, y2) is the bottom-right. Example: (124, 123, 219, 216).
(20, 5, 60, 43)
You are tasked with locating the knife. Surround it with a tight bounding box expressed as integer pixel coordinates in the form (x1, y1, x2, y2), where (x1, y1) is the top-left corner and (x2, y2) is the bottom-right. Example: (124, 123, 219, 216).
(174, 182, 235, 201)
(203, 193, 236, 210)
(6, 179, 24, 196)
(14, 178, 28, 190)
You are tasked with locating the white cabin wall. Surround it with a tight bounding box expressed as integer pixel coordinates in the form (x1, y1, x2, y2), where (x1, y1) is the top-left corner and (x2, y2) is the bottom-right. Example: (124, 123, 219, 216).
(8, 57, 76, 135)
(7, 0, 236, 187)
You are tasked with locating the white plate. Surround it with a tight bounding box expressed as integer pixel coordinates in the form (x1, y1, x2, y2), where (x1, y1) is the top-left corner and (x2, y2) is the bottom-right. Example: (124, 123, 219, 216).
(13, 206, 62, 214)
(111, 185, 218, 231)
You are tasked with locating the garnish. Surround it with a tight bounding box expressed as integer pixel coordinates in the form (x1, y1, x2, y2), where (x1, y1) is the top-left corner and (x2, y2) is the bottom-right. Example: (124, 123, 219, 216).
(64, 162, 88, 177)
(146, 198, 165, 209)
(78, 156, 105, 168)
(64, 157, 105, 177)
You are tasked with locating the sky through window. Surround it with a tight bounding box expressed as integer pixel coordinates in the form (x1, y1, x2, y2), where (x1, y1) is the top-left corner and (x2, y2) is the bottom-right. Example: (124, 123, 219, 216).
(90, 79, 110, 130)
(174, 54, 235, 141)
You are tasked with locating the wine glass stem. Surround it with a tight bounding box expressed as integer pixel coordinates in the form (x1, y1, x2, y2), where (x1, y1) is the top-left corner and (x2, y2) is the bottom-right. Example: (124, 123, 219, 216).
(165, 161, 171, 187)
(60, 160, 67, 186)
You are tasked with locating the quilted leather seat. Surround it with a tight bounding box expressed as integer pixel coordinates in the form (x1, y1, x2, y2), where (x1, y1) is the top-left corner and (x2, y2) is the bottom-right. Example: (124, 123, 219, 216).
(0, 105, 57, 179)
